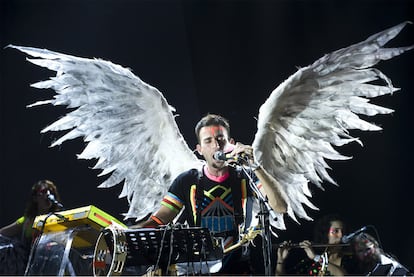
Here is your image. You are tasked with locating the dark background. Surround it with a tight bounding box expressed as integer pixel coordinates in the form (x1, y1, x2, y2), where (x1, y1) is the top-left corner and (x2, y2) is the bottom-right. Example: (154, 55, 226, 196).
(1, 0, 413, 271)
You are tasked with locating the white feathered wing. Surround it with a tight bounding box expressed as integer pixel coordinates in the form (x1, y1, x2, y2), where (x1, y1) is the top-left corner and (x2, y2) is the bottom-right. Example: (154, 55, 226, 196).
(253, 21, 413, 229)
(8, 45, 202, 220)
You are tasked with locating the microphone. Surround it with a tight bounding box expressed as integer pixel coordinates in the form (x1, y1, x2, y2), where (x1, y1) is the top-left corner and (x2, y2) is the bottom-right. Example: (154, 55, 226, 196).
(213, 151, 234, 161)
(46, 191, 64, 209)
(341, 226, 368, 243)
(213, 151, 249, 162)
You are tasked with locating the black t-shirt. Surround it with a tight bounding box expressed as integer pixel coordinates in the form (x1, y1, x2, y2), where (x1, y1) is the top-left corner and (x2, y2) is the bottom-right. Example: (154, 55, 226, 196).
(160, 166, 265, 275)
(161, 166, 254, 247)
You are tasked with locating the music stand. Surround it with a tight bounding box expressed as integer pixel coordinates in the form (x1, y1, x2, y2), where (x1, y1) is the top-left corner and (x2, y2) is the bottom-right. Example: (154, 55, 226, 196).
(123, 226, 223, 269)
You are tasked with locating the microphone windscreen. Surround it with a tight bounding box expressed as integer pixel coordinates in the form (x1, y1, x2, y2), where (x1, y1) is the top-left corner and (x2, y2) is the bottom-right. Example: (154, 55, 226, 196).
(213, 151, 226, 161)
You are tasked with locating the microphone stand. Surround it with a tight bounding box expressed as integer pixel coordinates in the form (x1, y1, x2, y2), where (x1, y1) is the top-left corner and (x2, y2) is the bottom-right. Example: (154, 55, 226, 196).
(237, 164, 276, 276)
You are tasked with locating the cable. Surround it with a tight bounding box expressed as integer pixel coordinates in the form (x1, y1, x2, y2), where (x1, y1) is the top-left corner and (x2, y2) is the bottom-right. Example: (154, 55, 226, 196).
(166, 225, 174, 275)
(154, 225, 169, 273)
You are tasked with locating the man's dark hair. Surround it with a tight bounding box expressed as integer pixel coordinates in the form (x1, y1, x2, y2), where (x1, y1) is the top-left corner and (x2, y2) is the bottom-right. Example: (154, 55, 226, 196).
(194, 114, 231, 142)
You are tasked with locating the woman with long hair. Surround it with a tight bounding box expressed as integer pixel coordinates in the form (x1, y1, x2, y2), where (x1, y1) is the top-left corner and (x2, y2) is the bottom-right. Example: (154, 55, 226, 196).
(0, 179, 62, 275)
(276, 214, 355, 276)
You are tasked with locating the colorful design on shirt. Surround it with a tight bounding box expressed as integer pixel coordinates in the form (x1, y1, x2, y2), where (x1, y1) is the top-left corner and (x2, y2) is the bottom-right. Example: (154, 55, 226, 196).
(190, 183, 243, 234)
(166, 168, 253, 252)
(190, 185, 197, 223)
(161, 192, 183, 213)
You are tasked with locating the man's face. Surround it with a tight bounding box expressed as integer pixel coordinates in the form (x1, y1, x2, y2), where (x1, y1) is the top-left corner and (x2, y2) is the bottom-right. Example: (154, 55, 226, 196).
(196, 125, 231, 168)
(354, 238, 377, 262)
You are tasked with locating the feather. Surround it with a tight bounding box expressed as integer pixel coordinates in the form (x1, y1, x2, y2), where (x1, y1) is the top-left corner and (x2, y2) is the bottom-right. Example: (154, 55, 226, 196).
(252, 21, 413, 225)
(8, 45, 203, 220)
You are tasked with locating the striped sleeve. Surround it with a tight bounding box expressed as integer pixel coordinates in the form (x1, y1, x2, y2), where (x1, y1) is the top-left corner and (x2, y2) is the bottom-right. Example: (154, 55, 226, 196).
(161, 192, 184, 213)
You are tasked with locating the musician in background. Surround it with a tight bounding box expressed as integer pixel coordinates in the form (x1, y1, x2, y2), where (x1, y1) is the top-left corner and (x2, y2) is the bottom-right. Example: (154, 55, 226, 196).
(276, 214, 355, 276)
(0, 179, 62, 275)
(132, 114, 288, 275)
(351, 232, 412, 276)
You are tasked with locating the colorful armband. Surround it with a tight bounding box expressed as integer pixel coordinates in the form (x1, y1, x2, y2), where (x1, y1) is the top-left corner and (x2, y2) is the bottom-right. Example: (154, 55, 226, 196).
(150, 215, 165, 226)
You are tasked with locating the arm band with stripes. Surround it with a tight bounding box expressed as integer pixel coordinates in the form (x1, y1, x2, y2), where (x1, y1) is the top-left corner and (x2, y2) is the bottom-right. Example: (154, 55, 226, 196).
(150, 215, 164, 225)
